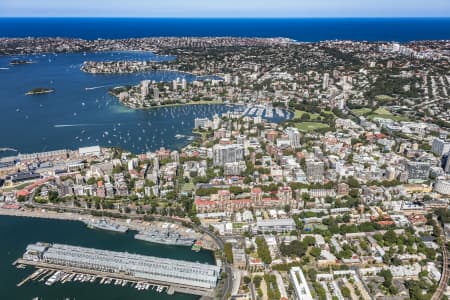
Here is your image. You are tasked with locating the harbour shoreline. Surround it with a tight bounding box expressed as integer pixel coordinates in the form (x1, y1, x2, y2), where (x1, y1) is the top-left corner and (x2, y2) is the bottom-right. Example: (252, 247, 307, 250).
(0, 208, 217, 250)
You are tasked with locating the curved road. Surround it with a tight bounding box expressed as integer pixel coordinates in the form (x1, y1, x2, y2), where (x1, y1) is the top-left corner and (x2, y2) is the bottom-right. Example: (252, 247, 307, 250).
(193, 225, 232, 300)
(431, 223, 448, 300)
(25, 200, 233, 299)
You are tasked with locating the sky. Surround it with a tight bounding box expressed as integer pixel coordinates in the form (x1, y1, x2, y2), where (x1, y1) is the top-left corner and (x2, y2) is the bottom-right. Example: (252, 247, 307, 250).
(1, 0, 450, 18)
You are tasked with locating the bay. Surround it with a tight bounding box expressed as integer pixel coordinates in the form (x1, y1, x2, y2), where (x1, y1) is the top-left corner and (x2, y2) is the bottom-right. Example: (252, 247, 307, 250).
(0, 51, 289, 155)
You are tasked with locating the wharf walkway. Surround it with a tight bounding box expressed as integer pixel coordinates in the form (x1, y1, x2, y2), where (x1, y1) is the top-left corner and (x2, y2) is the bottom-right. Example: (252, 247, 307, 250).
(15, 258, 214, 297)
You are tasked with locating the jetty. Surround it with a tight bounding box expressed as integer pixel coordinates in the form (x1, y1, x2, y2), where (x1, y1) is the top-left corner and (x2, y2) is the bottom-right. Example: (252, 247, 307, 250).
(16, 242, 220, 297)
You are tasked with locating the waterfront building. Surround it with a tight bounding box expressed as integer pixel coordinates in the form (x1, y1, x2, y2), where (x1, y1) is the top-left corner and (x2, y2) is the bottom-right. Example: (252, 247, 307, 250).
(18, 149, 69, 161)
(140, 80, 151, 99)
(194, 117, 211, 129)
(79, 146, 101, 157)
(23, 243, 220, 289)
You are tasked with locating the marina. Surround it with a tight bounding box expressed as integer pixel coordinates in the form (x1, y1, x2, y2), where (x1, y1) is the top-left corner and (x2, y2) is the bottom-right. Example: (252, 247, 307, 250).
(0, 215, 213, 300)
(16, 267, 171, 294)
(0, 51, 290, 156)
(16, 242, 220, 297)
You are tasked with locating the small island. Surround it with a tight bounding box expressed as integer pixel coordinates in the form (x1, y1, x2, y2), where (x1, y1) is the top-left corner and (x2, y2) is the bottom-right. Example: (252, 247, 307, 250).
(25, 88, 55, 95)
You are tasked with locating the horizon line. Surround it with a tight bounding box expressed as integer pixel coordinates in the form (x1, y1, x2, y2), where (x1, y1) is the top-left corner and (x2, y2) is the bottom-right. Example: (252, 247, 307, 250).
(1, 16, 450, 19)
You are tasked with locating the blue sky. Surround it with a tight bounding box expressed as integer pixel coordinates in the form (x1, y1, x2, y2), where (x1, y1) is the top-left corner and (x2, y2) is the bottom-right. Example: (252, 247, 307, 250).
(1, 0, 450, 18)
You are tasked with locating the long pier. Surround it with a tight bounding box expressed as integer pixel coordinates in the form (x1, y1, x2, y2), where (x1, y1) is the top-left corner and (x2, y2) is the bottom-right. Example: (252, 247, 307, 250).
(17, 242, 220, 297)
(15, 258, 213, 296)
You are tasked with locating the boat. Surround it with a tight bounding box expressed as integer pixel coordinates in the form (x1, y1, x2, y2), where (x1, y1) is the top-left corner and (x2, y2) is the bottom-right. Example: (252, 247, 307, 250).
(84, 218, 128, 233)
(134, 229, 195, 246)
(25, 88, 55, 96)
(10, 59, 32, 65)
(45, 271, 63, 286)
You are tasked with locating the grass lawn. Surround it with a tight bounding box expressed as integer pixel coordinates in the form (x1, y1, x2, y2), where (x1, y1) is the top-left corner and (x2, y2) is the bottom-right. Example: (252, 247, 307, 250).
(294, 110, 335, 120)
(294, 110, 320, 119)
(375, 95, 395, 101)
(1, 182, 30, 192)
(373, 107, 391, 115)
(295, 122, 330, 132)
(182, 182, 195, 192)
(352, 108, 372, 116)
(368, 107, 409, 121)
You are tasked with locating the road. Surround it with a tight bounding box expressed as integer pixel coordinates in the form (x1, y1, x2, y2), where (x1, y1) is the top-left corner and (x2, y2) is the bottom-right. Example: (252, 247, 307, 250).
(249, 282, 256, 300)
(193, 225, 232, 300)
(431, 223, 448, 300)
(25, 194, 234, 298)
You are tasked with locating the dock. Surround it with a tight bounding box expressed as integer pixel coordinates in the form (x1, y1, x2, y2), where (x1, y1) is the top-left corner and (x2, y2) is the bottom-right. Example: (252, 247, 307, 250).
(15, 259, 213, 296)
(17, 242, 220, 297)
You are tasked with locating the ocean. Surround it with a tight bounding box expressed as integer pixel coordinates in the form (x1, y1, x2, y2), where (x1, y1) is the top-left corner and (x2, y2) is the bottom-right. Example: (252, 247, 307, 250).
(0, 18, 449, 41)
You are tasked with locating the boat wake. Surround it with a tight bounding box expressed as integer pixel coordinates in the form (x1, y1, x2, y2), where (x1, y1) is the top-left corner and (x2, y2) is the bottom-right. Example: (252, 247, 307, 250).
(54, 124, 104, 128)
(85, 84, 113, 91)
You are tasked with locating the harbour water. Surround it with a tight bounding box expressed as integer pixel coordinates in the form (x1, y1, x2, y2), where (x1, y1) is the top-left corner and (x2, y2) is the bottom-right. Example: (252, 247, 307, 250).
(0, 215, 214, 300)
(0, 51, 289, 156)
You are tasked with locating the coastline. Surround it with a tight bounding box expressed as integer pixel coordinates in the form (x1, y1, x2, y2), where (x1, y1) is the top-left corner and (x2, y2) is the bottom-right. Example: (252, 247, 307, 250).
(0, 207, 218, 250)
(119, 99, 225, 109)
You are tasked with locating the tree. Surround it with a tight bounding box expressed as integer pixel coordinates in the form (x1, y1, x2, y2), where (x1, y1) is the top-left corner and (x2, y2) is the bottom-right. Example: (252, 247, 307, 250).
(253, 275, 262, 288)
(310, 247, 321, 258)
(347, 176, 360, 188)
(300, 113, 311, 121)
(308, 268, 317, 282)
(349, 189, 359, 198)
(255, 237, 272, 264)
(284, 204, 291, 213)
(86, 177, 97, 185)
(243, 276, 251, 284)
(383, 230, 397, 245)
(303, 236, 316, 246)
(224, 243, 234, 264)
(48, 190, 59, 203)
(341, 286, 351, 298)
(378, 269, 393, 289)
(280, 240, 308, 257)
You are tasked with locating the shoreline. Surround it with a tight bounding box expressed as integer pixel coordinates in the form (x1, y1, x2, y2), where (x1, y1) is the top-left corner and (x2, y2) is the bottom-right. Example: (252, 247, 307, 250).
(0, 207, 218, 250)
(119, 99, 225, 109)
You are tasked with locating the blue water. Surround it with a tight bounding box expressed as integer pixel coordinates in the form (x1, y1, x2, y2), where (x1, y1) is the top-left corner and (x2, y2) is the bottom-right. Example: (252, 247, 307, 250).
(0, 51, 289, 155)
(0, 18, 449, 41)
(0, 215, 213, 300)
